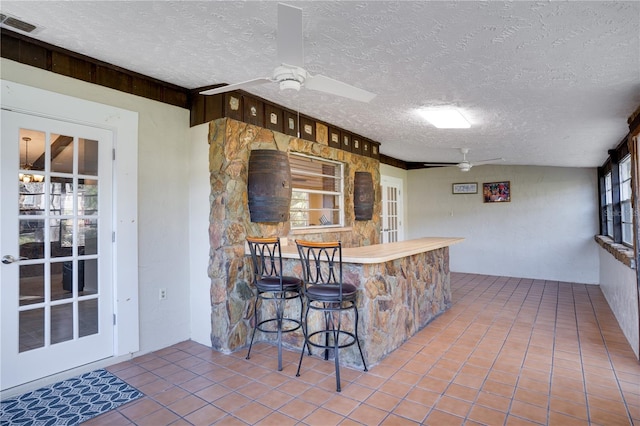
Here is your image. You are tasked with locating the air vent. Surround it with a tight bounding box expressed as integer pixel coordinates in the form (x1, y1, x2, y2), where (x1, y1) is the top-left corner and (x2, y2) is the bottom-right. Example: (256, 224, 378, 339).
(1, 13, 38, 33)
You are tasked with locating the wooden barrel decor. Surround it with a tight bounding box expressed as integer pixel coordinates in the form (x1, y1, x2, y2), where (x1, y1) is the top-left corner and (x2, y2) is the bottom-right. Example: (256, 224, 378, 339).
(247, 149, 292, 223)
(354, 171, 374, 221)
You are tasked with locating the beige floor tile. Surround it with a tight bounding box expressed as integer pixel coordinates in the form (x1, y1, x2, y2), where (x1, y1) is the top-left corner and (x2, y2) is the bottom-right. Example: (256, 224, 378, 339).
(134, 407, 181, 426)
(232, 401, 273, 424)
(254, 411, 297, 426)
(211, 393, 252, 413)
(509, 399, 549, 424)
(475, 391, 511, 413)
(423, 408, 464, 425)
(117, 398, 163, 421)
(255, 389, 295, 410)
(467, 404, 507, 425)
(277, 398, 317, 420)
(167, 394, 207, 417)
(404, 387, 439, 407)
(392, 399, 429, 423)
(92, 273, 638, 426)
(348, 403, 389, 425)
(434, 395, 472, 418)
(303, 407, 345, 426)
(183, 404, 227, 425)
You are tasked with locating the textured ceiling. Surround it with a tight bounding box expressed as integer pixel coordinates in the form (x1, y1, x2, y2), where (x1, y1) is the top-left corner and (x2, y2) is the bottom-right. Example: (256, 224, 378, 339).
(2, 1, 639, 167)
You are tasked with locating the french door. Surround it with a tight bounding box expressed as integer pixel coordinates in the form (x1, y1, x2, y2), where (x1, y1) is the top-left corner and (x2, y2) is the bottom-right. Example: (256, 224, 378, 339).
(1, 110, 114, 389)
(381, 175, 404, 243)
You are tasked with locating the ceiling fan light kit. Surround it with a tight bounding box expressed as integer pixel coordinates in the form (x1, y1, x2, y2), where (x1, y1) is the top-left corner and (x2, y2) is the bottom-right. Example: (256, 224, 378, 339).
(274, 65, 305, 91)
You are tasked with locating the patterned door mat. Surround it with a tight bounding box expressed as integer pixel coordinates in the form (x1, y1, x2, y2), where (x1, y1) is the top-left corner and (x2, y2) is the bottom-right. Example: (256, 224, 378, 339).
(1, 369, 143, 425)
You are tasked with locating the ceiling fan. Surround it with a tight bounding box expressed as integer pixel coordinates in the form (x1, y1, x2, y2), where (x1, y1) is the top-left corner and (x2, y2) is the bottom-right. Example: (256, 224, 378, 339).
(425, 148, 505, 172)
(199, 3, 376, 103)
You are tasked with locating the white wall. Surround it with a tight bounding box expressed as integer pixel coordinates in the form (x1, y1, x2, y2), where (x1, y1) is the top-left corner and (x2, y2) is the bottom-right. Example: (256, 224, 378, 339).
(189, 123, 212, 346)
(1, 59, 192, 354)
(599, 247, 640, 358)
(407, 165, 600, 284)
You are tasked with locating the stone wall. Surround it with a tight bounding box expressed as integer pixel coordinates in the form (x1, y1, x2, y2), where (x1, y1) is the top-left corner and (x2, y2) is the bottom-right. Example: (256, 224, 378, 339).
(208, 118, 380, 353)
(276, 247, 451, 367)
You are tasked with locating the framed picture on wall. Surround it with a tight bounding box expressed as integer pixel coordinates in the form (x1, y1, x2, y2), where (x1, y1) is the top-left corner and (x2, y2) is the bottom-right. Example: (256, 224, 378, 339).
(452, 182, 478, 194)
(483, 181, 511, 203)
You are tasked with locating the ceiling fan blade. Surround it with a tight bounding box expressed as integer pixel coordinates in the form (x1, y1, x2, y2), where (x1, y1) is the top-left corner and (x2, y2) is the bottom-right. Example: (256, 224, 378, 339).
(471, 158, 505, 166)
(305, 74, 376, 103)
(277, 3, 304, 67)
(199, 78, 272, 96)
(423, 163, 459, 167)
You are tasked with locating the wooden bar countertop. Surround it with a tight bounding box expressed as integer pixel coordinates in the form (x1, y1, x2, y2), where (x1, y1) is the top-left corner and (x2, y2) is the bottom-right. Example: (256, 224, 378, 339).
(278, 237, 464, 264)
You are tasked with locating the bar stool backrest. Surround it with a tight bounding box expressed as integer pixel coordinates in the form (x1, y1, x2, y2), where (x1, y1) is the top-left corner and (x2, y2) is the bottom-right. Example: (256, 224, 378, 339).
(246, 236, 284, 289)
(295, 240, 344, 300)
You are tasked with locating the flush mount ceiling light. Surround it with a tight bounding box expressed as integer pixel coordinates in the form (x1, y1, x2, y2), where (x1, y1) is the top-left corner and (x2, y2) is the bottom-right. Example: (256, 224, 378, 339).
(416, 108, 471, 129)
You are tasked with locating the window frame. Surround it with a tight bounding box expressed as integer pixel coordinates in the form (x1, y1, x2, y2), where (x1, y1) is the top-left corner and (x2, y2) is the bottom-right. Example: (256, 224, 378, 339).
(604, 171, 613, 237)
(598, 137, 632, 248)
(289, 152, 345, 230)
(619, 154, 633, 245)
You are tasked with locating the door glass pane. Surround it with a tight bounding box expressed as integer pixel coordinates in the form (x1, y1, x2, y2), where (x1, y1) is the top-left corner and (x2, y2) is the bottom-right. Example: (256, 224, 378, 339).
(79, 299, 98, 337)
(19, 131, 46, 182)
(19, 264, 44, 306)
(51, 177, 74, 215)
(19, 182, 46, 215)
(50, 219, 74, 257)
(79, 179, 98, 216)
(19, 219, 45, 260)
(80, 219, 98, 256)
(78, 139, 99, 176)
(51, 262, 72, 301)
(81, 259, 98, 295)
(50, 134, 74, 173)
(51, 303, 73, 345)
(19, 308, 44, 352)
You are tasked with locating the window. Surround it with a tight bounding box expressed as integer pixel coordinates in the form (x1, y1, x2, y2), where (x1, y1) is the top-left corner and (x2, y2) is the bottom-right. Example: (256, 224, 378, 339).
(620, 155, 633, 245)
(599, 138, 635, 250)
(289, 153, 344, 229)
(604, 171, 613, 237)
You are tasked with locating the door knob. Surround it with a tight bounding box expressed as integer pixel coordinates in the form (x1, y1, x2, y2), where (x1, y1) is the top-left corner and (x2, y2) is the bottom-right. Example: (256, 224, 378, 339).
(2, 255, 27, 264)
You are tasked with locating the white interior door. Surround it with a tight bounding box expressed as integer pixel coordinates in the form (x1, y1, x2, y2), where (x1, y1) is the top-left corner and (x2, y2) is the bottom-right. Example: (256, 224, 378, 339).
(381, 175, 404, 243)
(1, 110, 114, 389)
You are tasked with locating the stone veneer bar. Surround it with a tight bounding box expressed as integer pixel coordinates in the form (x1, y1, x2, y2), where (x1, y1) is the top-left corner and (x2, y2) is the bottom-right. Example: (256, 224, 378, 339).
(208, 116, 463, 366)
(208, 118, 380, 353)
(275, 237, 464, 367)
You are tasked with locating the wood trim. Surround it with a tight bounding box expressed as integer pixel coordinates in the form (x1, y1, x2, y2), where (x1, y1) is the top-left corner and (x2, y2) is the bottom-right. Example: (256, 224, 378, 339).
(380, 154, 409, 169)
(1, 28, 189, 108)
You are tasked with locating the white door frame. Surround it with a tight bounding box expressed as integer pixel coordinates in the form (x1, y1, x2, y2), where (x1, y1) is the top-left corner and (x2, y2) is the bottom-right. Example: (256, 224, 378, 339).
(380, 175, 405, 242)
(1, 80, 139, 393)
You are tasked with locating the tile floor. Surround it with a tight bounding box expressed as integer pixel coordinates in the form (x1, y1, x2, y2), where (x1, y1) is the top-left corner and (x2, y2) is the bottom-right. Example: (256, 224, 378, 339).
(86, 273, 640, 425)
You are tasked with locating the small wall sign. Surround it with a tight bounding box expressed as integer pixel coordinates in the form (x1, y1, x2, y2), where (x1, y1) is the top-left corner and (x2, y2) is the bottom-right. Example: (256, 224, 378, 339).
(452, 182, 478, 194)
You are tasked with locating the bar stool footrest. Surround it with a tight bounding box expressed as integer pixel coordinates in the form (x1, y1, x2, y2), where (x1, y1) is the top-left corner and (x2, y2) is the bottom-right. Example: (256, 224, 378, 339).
(256, 317, 302, 334)
(306, 329, 359, 350)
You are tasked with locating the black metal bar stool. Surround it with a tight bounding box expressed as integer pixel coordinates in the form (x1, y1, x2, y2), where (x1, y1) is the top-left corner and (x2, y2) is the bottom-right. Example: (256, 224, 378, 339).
(294, 239, 367, 392)
(246, 236, 304, 371)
